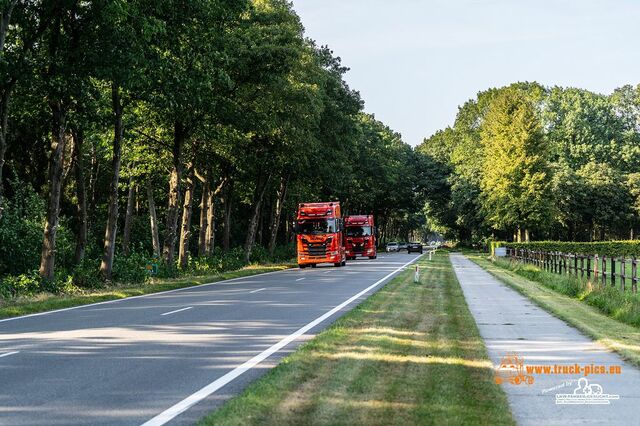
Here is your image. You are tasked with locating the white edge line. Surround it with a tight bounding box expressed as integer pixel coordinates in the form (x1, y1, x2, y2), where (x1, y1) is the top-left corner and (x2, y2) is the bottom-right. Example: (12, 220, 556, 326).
(0, 351, 20, 358)
(0, 268, 295, 324)
(141, 254, 423, 426)
(249, 288, 266, 294)
(160, 307, 193, 316)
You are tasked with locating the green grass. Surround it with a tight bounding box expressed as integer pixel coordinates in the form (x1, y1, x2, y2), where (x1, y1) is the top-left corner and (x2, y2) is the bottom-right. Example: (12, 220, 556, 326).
(466, 253, 640, 367)
(200, 252, 514, 426)
(0, 263, 294, 320)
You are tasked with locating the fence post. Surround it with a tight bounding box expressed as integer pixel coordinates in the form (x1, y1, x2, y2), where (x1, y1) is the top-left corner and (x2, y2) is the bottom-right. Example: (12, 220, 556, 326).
(621, 257, 625, 292)
(611, 257, 616, 287)
(574, 254, 578, 277)
(563, 254, 567, 275)
(602, 255, 607, 287)
(594, 254, 598, 281)
(580, 255, 584, 279)
(633, 258, 638, 294)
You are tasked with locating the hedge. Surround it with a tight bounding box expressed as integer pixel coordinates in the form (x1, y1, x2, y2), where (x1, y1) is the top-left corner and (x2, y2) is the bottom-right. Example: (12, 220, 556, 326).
(506, 241, 640, 257)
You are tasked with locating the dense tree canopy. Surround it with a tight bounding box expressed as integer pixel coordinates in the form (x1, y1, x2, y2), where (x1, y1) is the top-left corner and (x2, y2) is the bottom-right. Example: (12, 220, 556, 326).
(418, 82, 640, 245)
(0, 0, 424, 291)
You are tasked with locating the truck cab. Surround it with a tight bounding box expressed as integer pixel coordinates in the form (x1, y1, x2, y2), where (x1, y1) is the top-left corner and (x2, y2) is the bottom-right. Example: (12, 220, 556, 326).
(344, 215, 377, 260)
(295, 202, 347, 268)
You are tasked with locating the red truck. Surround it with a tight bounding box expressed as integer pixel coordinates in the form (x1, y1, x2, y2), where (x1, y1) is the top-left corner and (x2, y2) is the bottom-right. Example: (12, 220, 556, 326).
(345, 215, 377, 260)
(295, 202, 347, 268)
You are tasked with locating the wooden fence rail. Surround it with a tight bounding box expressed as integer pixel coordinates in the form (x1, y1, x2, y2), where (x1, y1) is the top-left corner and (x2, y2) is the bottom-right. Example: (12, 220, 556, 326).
(505, 247, 638, 294)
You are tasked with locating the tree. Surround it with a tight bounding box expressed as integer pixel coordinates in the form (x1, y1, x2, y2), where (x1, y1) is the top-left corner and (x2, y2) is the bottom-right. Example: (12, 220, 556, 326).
(480, 87, 552, 241)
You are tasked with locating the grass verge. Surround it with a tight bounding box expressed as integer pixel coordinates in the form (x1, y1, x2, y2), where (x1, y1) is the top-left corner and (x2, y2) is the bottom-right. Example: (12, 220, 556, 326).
(466, 253, 640, 367)
(200, 252, 514, 426)
(0, 263, 294, 320)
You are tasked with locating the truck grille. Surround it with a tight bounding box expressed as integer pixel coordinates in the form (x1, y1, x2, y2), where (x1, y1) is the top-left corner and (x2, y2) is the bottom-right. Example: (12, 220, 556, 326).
(304, 242, 327, 257)
(353, 244, 363, 253)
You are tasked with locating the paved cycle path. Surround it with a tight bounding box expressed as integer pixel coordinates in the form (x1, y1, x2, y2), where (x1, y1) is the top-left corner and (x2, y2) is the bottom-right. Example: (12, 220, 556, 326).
(450, 253, 639, 425)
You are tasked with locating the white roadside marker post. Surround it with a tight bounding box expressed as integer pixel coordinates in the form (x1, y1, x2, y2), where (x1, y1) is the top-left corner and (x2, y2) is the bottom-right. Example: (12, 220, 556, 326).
(414, 264, 420, 283)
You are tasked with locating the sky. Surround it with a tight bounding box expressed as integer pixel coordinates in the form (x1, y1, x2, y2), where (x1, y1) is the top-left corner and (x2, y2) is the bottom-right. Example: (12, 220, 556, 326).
(290, 0, 640, 146)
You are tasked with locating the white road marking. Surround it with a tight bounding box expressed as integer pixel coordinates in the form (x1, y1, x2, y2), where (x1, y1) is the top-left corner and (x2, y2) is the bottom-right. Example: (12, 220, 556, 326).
(0, 268, 296, 324)
(0, 351, 19, 358)
(141, 254, 423, 426)
(161, 307, 192, 316)
(249, 288, 266, 294)
(296, 278, 305, 282)
(323, 270, 332, 274)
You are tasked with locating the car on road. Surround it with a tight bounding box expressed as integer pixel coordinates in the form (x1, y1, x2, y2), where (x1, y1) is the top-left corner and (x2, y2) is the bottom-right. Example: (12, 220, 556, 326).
(386, 242, 399, 252)
(398, 242, 408, 251)
(407, 242, 423, 254)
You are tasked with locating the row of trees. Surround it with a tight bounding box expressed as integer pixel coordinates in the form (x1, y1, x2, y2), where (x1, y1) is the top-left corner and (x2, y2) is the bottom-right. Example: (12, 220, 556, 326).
(0, 0, 423, 285)
(418, 82, 640, 244)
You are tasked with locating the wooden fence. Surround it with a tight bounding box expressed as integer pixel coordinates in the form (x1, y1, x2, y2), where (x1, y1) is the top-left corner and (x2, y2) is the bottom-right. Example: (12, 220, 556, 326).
(505, 247, 638, 294)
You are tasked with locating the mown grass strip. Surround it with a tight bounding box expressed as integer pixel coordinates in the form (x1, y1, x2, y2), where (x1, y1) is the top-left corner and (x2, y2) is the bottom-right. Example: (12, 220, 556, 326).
(200, 252, 514, 426)
(466, 253, 640, 367)
(0, 264, 294, 320)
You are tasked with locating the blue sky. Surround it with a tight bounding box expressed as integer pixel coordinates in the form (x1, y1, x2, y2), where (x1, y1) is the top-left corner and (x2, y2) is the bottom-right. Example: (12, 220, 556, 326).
(290, 0, 640, 146)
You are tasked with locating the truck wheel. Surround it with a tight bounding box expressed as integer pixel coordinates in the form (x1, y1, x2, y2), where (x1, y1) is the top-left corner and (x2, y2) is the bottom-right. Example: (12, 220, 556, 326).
(342, 260, 346, 266)
(311, 264, 317, 268)
(334, 262, 342, 267)
(369, 256, 376, 260)
(298, 264, 306, 269)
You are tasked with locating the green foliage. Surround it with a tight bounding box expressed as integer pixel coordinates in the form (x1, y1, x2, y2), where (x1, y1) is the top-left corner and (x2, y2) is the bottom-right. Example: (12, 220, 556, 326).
(480, 87, 552, 233)
(417, 82, 640, 242)
(507, 241, 640, 257)
(494, 257, 640, 327)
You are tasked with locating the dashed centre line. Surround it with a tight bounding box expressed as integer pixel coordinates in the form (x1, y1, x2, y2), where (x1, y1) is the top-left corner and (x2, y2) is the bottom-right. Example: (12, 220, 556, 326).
(296, 278, 305, 282)
(249, 288, 266, 294)
(161, 307, 193, 316)
(0, 351, 20, 358)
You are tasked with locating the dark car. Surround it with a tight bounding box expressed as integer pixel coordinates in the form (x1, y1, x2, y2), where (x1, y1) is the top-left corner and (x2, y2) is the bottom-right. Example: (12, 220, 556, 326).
(407, 242, 423, 254)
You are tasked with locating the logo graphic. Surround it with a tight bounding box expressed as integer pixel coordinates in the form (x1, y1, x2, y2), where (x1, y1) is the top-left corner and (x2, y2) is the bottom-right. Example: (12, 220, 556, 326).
(495, 353, 535, 386)
(555, 378, 619, 405)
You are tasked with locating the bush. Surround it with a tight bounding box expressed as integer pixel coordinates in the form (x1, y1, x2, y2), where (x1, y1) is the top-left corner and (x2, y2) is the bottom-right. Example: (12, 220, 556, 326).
(0, 271, 41, 298)
(72, 258, 104, 289)
(507, 241, 640, 257)
(112, 251, 150, 284)
(0, 179, 74, 276)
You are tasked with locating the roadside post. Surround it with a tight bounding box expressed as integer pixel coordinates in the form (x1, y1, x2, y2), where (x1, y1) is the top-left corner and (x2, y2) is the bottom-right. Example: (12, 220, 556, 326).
(414, 264, 420, 283)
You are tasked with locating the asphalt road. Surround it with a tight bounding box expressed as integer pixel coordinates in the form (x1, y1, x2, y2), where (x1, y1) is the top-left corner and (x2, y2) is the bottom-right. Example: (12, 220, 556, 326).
(0, 252, 420, 425)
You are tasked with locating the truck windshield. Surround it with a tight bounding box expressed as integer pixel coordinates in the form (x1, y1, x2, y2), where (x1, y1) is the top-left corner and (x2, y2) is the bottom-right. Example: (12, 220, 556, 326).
(346, 226, 372, 237)
(297, 219, 337, 235)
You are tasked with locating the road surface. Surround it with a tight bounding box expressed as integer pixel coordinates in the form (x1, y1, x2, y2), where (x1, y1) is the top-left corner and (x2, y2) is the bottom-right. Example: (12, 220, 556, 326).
(451, 253, 639, 425)
(0, 253, 420, 425)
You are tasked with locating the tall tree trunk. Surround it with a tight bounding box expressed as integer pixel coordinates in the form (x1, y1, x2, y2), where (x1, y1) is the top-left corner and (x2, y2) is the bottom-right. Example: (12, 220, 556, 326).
(244, 174, 271, 263)
(162, 121, 185, 266)
(147, 180, 160, 257)
(268, 175, 289, 256)
(39, 102, 67, 280)
(178, 165, 195, 269)
(205, 188, 215, 255)
(72, 128, 87, 265)
(198, 172, 210, 257)
(0, 83, 13, 219)
(222, 181, 234, 252)
(524, 228, 530, 243)
(100, 83, 124, 280)
(122, 175, 135, 256)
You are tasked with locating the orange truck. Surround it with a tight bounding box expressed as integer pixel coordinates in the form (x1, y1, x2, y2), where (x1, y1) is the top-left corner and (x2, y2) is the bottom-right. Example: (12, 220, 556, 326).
(295, 202, 347, 268)
(345, 215, 377, 260)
